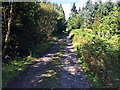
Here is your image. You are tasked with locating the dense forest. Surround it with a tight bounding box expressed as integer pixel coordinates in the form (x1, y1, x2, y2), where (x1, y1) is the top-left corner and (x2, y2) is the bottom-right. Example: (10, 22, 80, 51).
(2, 0, 120, 88)
(68, 0, 120, 88)
(2, 1, 66, 87)
(2, 2, 66, 61)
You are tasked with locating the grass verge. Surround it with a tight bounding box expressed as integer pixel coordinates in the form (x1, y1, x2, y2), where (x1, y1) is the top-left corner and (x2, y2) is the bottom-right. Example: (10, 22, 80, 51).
(2, 56, 36, 88)
(32, 36, 59, 57)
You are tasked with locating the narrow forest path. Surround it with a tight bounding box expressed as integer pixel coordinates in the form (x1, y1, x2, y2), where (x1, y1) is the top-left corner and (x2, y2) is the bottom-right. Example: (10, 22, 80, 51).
(58, 34, 90, 88)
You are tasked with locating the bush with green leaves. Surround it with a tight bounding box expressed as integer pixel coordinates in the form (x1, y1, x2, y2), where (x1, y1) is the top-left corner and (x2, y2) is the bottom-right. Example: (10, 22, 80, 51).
(70, 29, 120, 88)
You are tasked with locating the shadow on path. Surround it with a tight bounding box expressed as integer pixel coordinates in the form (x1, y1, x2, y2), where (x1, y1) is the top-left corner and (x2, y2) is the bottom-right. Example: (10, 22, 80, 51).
(58, 34, 90, 88)
(5, 34, 90, 88)
(5, 36, 64, 88)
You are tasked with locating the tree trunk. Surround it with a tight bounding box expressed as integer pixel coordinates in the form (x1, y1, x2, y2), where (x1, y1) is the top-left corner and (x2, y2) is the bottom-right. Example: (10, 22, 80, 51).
(3, 8, 7, 31)
(3, 1, 13, 59)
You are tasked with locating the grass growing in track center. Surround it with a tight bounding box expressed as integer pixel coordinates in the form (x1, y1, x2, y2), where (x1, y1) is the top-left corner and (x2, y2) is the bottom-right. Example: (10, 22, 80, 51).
(36, 36, 66, 88)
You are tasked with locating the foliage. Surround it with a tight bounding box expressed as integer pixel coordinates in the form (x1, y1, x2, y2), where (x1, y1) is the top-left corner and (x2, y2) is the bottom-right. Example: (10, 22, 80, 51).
(68, 0, 120, 88)
(2, 2, 66, 61)
(70, 29, 120, 88)
(93, 3, 119, 38)
(71, 3, 78, 15)
(67, 3, 80, 31)
(2, 56, 36, 88)
(2, 1, 66, 88)
(67, 14, 80, 31)
(53, 4, 66, 35)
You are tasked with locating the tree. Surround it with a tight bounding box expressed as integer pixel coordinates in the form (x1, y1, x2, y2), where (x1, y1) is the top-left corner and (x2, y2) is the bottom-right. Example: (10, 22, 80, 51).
(92, 1, 104, 36)
(103, 1, 114, 16)
(70, 3, 78, 16)
(3, 1, 13, 59)
(84, 0, 95, 28)
(67, 3, 81, 31)
(117, 1, 120, 31)
(2, 2, 65, 61)
(100, 5, 119, 38)
(55, 4, 66, 34)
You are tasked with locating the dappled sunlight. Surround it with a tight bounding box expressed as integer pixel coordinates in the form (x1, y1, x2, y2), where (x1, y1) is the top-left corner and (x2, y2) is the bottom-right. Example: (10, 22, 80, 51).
(59, 36, 90, 88)
(67, 66, 77, 75)
(47, 53, 54, 56)
(68, 48, 75, 53)
(30, 61, 43, 68)
(38, 80, 43, 83)
(35, 75, 42, 78)
(41, 70, 57, 78)
(42, 57, 52, 62)
(42, 73, 53, 77)
(4, 36, 65, 88)
(31, 80, 35, 83)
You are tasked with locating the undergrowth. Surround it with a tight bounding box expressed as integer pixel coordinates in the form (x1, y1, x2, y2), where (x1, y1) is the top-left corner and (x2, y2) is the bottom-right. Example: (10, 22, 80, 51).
(70, 29, 120, 88)
(32, 37, 59, 57)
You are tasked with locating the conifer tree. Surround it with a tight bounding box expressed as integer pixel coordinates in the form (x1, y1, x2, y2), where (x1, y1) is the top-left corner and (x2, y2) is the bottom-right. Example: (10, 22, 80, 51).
(55, 4, 66, 34)
(70, 3, 78, 16)
(67, 3, 80, 30)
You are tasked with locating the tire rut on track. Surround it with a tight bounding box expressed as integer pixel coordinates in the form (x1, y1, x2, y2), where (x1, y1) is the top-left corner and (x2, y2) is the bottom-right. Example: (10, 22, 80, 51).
(5, 36, 64, 88)
(58, 34, 90, 88)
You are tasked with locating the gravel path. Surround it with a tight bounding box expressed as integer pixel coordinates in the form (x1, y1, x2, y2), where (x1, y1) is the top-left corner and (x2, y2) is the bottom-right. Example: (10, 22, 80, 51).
(5, 37, 64, 88)
(58, 34, 90, 88)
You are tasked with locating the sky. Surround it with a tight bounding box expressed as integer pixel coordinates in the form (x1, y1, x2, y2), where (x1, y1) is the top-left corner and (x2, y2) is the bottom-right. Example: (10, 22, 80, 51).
(48, 0, 118, 20)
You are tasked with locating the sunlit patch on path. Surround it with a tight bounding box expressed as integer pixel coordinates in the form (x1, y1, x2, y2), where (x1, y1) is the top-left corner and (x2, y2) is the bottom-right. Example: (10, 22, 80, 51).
(58, 34, 90, 88)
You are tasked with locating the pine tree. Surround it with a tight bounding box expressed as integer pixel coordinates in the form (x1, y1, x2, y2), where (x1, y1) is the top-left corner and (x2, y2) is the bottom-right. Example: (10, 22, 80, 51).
(67, 3, 81, 30)
(70, 3, 78, 16)
(117, 1, 120, 31)
(53, 4, 66, 35)
(84, 0, 95, 28)
(92, 1, 104, 36)
(103, 1, 114, 16)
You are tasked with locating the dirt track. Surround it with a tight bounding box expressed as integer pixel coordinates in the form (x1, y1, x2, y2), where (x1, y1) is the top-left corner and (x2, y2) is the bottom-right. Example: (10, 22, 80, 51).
(5, 34, 90, 88)
(6, 37, 64, 88)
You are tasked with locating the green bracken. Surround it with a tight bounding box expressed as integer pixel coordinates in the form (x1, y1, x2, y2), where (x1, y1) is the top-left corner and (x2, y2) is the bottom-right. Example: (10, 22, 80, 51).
(70, 29, 120, 88)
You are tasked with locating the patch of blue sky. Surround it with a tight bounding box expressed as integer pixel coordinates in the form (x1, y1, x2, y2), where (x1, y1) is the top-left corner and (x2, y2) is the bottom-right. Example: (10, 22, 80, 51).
(48, 0, 83, 3)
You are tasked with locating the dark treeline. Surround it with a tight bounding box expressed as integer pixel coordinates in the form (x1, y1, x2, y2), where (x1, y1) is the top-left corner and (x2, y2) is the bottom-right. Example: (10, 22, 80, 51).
(68, 0, 120, 88)
(2, 2, 66, 62)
